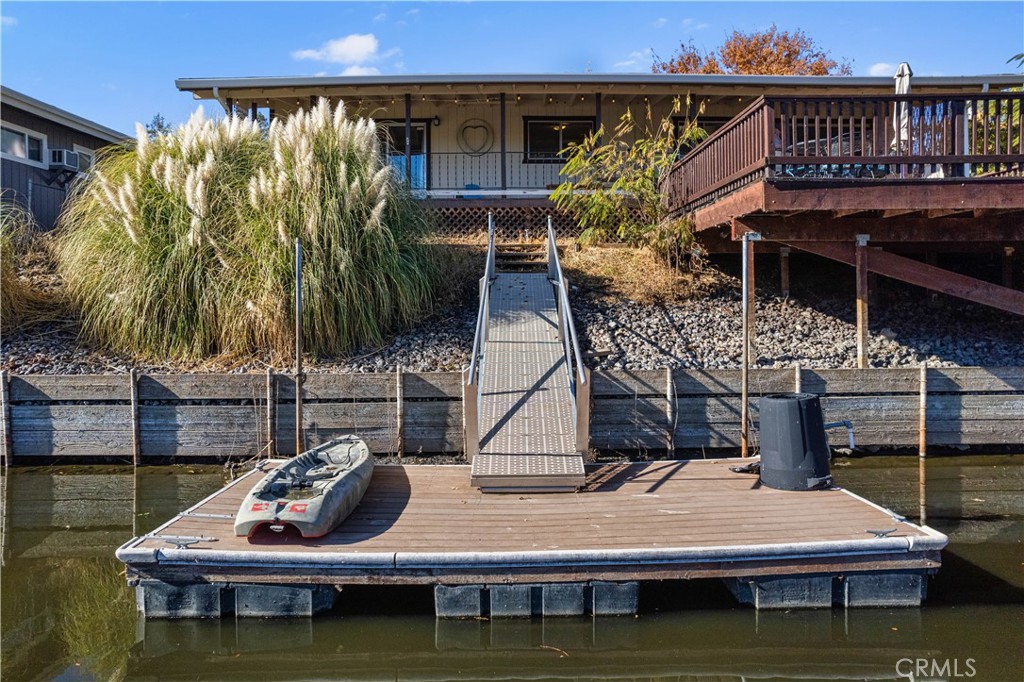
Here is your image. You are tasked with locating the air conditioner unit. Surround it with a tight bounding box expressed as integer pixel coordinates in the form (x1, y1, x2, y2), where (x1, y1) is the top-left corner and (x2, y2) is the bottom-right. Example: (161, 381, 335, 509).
(49, 149, 80, 172)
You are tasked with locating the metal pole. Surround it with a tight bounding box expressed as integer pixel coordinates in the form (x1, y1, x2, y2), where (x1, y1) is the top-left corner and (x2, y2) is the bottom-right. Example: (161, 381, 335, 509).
(740, 231, 760, 458)
(295, 238, 304, 455)
(918, 361, 928, 525)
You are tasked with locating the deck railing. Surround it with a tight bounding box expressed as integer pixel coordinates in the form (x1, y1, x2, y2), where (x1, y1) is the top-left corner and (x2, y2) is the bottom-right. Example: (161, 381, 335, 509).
(398, 152, 570, 192)
(462, 213, 496, 461)
(663, 92, 1024, 212)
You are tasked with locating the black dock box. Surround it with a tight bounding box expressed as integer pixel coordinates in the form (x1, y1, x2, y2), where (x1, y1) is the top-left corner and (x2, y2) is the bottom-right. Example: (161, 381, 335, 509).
(758, 393, 832, 491)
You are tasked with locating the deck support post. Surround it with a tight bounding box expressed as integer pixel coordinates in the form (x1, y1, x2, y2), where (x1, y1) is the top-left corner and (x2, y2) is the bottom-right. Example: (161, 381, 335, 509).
(740, 230, 760, 457)
(1004, 246, 1015, 289)
(129, 368, 141, 466)
(918, 362, 928, 525)
(779, 246, 790, 298)
(794, 363, 802, 392)
(499, 93, 507, 191)
(855, 234, 870, 369)
(595, 92, 602, 134)
(250, 102, 258, 121)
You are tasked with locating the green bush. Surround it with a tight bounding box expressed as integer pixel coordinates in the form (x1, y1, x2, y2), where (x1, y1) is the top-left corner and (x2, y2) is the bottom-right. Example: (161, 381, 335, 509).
(57, 99, 436, 360)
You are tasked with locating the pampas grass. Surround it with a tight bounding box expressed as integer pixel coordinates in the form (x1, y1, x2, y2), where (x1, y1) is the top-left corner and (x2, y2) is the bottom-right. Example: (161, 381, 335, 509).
(57, 99, 436, 360)
(1, 195, 50, 332)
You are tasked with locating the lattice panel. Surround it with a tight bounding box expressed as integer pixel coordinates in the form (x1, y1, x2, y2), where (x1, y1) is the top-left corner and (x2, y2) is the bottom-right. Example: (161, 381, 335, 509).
(429, 206, 582, 240)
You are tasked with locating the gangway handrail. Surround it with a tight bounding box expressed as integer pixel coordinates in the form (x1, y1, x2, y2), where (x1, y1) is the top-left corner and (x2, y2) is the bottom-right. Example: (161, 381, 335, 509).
(546, 217, 587, 391)
(467, 213, 496, 387)
(546, 216, 590, 455)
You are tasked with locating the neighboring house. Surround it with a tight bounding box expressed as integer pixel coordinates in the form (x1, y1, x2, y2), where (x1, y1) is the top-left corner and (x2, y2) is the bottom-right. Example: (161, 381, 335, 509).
(175, 73, 1020, 199)
(1, 86, 128, 230)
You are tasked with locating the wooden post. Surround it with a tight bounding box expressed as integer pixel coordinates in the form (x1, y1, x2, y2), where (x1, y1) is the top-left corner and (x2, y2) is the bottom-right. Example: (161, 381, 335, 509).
(794, 363, 802, 393)
(499, 93, 507, 191)
(266, 368, 276, 458)
(576, 368, 592, 460)
(0, 370, 10, 468)
(918, 362, 928, 525)
(595, 92, 602, 133)
(1004, 246, 1015, 289)
(855, 234, 870, 369)
(665, 367, 675, 454)
(779, 247, 790, 298)
(250, 102, 258, 120)
(396, 365, 405, 457)
(295, 238, 304, 455)
(462, 367, 479, 462)
(129, 369, 141, 466)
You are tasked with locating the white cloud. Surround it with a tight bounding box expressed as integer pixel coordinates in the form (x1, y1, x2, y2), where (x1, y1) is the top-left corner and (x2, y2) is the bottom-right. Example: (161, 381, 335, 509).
(373, 12, 387, 23)
(406, 8, 420, 16)
(341, 65, 381, 76)
(653, 17, 668, 29)
(869, 62, 895, 77)
(681, 18, 710, 31)
(613, 48, 655, 71)
(1, 15, 16, 27)
(293, 33, 380, 64)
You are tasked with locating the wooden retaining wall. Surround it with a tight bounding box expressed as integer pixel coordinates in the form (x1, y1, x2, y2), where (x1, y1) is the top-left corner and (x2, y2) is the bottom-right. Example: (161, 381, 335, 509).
(0, 367, 1021, 461)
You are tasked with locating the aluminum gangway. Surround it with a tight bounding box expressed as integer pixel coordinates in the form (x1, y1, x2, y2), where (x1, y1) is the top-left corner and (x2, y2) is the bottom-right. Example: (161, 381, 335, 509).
(464, 215, 590, 492)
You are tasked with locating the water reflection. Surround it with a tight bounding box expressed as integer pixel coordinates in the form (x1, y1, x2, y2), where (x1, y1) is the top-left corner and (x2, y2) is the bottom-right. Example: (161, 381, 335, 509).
(0, 457, 1021, 682)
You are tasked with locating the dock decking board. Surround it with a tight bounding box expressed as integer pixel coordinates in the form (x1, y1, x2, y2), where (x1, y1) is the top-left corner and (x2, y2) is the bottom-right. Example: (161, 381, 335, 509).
(118, 460, 944, 586)
(472, 273, 585, 489)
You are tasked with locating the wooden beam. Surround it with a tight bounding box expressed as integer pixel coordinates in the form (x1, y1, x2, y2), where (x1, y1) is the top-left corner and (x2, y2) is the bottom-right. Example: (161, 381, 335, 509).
(740, 214, 1024, 243)
(784, 241, 1024, 316)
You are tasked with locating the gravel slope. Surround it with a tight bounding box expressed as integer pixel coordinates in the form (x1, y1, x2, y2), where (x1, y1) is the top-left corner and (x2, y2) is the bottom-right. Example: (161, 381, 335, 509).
(3, 281, 1021, 374)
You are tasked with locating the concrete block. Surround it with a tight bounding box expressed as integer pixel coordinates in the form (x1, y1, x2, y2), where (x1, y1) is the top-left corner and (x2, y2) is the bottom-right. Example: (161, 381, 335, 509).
(435, 584, 484, 618)
(726, 575, 832, 610)
(542, 583, 585, 616)
(137, 580, 228, 619)
(840, 572, 926, 607)
(489, 584, 533, 618)
(233, 584, 335, 617)
(590, 582, 639, 616)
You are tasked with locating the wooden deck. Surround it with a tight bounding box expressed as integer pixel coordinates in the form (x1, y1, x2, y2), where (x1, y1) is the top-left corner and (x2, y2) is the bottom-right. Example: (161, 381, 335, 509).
(118, 459, 945, 588)
(472, 273, 584, 491)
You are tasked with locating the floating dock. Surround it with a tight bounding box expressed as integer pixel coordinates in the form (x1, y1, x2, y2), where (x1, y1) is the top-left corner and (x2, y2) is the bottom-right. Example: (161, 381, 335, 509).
(116, 458, 947, 618)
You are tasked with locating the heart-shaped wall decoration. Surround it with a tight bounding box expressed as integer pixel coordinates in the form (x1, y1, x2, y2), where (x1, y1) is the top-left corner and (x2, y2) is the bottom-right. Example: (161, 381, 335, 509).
(457, 119, 494, 156)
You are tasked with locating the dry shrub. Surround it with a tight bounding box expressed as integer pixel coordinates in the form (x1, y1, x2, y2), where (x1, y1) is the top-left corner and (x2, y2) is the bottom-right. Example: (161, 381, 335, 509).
(562, 244, 725, 304)
(1, 197, 52, 332)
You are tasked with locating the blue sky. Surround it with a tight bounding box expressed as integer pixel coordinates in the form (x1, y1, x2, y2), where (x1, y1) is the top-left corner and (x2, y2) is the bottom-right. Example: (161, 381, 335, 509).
(2, 1, 1021, 134)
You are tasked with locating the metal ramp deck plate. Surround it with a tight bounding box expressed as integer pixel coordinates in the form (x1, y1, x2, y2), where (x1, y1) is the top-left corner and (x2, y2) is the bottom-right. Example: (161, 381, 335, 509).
(471, 272, 585, 491)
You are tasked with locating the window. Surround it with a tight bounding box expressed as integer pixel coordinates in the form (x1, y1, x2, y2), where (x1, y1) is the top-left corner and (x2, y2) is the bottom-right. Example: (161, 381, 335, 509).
(1, 124, 45, 164)
(73, 145, 94, 172)
(524, 118, 594, 162)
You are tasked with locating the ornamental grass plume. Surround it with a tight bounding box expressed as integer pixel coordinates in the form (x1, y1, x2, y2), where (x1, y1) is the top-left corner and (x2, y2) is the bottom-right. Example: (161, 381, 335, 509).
(56, 99, 436, 360)
(0, 195, 51, 333)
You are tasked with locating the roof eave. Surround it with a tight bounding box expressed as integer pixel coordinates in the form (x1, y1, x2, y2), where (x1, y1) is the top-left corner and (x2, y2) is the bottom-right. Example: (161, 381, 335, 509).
(0, 86, 131, 144)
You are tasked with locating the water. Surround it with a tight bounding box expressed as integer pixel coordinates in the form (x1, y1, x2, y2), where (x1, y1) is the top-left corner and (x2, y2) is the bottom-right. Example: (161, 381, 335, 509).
(1, 455, 1021, 681)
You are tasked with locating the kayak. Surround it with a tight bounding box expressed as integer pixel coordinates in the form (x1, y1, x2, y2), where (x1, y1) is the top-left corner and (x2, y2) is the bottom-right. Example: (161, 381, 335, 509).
(234, 436, 374, 539)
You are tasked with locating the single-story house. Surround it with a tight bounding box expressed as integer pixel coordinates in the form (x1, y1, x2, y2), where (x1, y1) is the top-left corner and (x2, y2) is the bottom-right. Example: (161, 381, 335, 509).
(176, 72, 1020, 196)
(1, 86, 129, 230)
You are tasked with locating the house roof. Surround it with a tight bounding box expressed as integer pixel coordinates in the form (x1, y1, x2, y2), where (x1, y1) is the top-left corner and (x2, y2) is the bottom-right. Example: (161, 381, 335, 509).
(1, 86, 130, 144)
(176, 72, 1024, 101)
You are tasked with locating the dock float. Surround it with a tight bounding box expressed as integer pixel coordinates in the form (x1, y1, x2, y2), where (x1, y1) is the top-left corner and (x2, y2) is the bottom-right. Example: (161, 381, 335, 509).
(116, 459, 947, 618)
